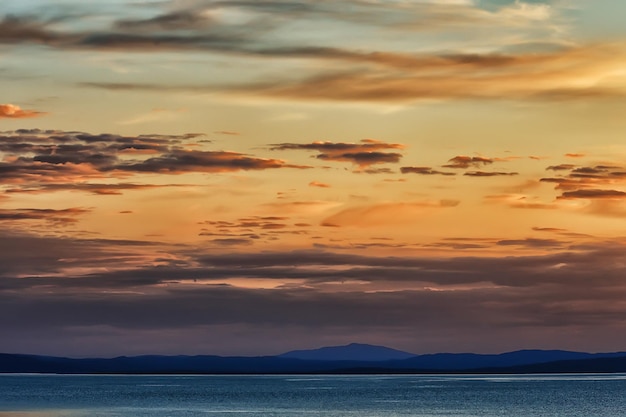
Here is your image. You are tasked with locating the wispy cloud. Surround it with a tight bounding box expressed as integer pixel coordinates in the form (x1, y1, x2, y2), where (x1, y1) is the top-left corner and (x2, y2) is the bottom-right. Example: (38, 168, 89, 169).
(0, 1, 563, 54)
(4, 182, 190, 196)
(228, 44, 626, 103)
(2, 0, 606, 106)
(0, 207, 91, 226)
(484, 194, 557, 210)
(309, 181, 331, 188)
(321, 200, 459, 227)
(214, 130, 240, 136)
(118, 108, 187, 125)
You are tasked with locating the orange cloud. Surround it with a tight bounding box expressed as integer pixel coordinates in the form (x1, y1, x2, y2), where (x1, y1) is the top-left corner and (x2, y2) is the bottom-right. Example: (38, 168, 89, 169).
(309, 181, 331, 188)
(262, 201, 341, 215)
(321, 200, 459, 227)
(585, 200, 626, 218)
(0, 104, 46, 118)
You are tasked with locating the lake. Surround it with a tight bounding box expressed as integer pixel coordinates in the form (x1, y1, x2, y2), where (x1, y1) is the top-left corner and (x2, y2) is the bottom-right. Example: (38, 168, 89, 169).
(1, 374, 625, 416)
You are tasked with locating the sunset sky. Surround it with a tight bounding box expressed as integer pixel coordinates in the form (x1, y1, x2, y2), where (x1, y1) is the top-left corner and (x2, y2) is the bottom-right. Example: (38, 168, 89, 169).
(2, 0, 626, 357)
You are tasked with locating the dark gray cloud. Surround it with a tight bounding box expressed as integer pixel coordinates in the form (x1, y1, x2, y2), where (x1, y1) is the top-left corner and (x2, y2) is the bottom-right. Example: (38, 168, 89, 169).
(0, 233, 165, 279)
(546, 163, 576, 171)
(431, 155, 518, 178)
(114, 11, 215, 31)
(443, 155, 494, 169)
(0, 207, 90, 225)
(401, 166, 456, 176)
(425, 237, 494, 250)
(540, 164, 626, 207)
(4, 182, 190, 195)
(558, 189, 626, 199)
(270, 139, 404, 168)
(496, 238, 568, 248)
(0, 130, 307, 192)
(4, 240, 624, 291)
(360, 167, 396, 174)
(2, 250, 626, 356)
(3, 273, 625, 334)
(318, 151, 401, 166)
(2, 230, 626, 355)
(0, 1, 549, 53)
(208, 238, 255, 246)
(464, 171, 518, 177)
(0, 15, 62, 44)
(0, 14, 251, 52)
(113, 149, 308, 173)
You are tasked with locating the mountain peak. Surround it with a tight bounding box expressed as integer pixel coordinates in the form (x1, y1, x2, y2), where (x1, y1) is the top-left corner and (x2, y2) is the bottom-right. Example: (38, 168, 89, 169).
(278, 343, 416, 362)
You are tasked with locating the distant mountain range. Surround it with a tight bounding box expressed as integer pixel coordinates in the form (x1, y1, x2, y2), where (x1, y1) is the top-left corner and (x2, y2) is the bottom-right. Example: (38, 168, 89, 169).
(3, 343, 626, 374)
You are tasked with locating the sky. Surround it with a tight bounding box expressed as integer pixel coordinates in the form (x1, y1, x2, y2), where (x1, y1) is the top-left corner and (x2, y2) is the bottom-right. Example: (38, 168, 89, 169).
(1, 0, 626, 357)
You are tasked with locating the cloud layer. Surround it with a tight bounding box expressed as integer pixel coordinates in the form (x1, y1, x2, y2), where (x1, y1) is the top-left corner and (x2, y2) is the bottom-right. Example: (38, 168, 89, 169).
(0, 129, 307, 191)
(3, 1, 623, 104)
(2, 231, 626, 355)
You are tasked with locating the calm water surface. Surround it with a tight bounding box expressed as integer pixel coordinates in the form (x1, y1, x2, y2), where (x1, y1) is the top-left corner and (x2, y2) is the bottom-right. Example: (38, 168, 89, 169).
(1, 374, 625, 417)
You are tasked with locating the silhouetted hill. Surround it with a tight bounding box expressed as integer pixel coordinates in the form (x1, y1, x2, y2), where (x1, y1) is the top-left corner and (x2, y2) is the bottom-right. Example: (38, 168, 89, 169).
(279, 343, 416, 361)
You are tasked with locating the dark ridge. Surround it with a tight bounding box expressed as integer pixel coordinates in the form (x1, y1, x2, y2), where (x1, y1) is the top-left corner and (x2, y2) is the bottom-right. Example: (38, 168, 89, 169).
(3, 346, 626, 374)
